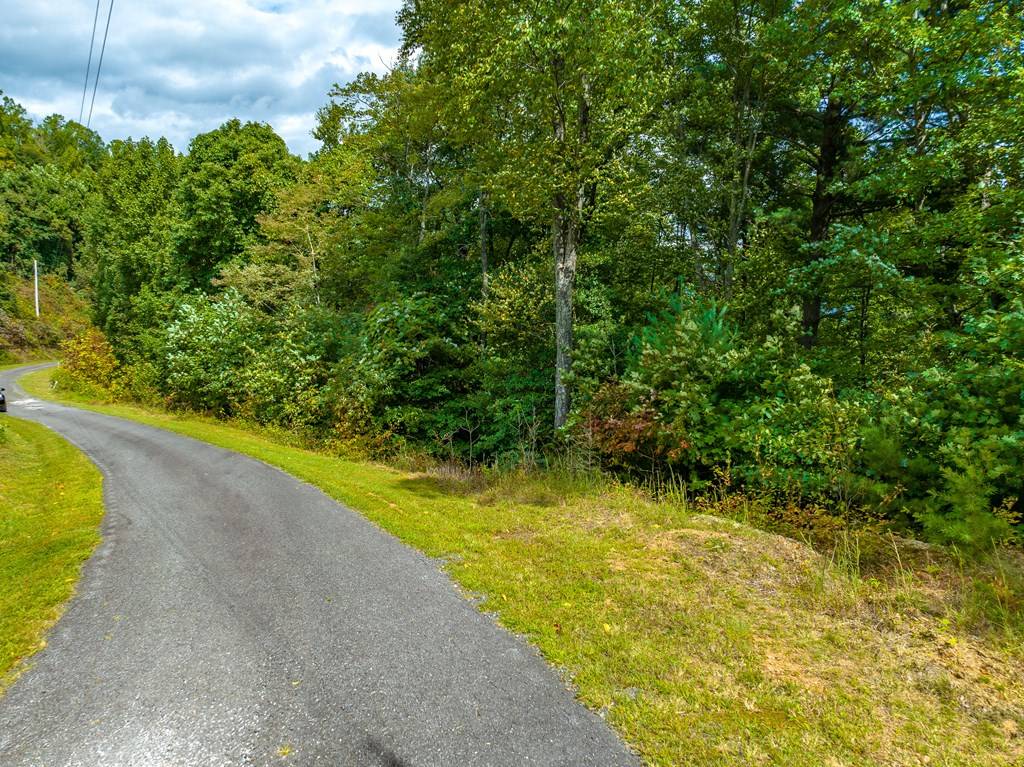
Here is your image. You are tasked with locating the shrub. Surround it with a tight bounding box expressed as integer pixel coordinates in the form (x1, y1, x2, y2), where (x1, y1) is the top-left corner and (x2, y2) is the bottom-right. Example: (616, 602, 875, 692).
(163, 290, 256, 413)
(232, 311, 334, 430)
(0, 274, 14, 313)
(852, 295, 1024, 547)
(584, 294, 863, 497)
(471, 260, 555, 463)
(112, 359, 165, 404)
(328, 293, 475, 452)
(586, 289, 1023, 547)
(582, 381, 679, 470)
(56, 328, 120, 393)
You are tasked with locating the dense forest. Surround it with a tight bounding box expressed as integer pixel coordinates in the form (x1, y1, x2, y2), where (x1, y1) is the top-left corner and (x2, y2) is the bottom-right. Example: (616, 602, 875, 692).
(1, 0, 1021, 547)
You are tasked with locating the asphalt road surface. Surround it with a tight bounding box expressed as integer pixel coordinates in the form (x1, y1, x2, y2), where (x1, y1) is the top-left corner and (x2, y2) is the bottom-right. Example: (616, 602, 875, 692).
(0, 364, 638, 767)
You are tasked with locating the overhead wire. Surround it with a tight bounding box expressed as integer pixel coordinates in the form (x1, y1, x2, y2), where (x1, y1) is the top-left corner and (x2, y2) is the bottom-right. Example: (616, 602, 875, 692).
(78, 0, 102, 124)
(86, 0, 115, 129)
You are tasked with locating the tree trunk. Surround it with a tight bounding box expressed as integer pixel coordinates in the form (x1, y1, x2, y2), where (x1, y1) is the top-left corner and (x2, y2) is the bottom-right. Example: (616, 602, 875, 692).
(550, 63, 589, 430)
(800, 93, 844, 348)
(553, 200, 579, 430)
(726, 66, 757, 275)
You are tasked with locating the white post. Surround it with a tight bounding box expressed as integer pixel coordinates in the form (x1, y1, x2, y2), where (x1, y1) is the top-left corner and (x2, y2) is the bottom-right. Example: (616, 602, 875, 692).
(34, 260, 40, 317)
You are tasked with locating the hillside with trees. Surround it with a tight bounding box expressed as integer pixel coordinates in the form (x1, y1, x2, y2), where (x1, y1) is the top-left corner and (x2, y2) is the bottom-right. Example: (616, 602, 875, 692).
(2, 0, 1022, 550)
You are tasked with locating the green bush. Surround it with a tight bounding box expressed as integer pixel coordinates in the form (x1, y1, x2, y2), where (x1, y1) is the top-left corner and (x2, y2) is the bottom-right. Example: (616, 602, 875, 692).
(852, 293, 1024, 547)
(471, 260, 555, 464)
(585, 295, 862, 496)
(163, 290, 256, 413)
(585, 291, 1022, 547)
(232, 309, 336, 430)
(54, 328, 120, 396)
(328, 293, 475, 452)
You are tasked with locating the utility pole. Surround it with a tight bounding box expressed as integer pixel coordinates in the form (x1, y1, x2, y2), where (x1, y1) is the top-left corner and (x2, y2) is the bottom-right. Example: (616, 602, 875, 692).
(34, 259, 40, 317)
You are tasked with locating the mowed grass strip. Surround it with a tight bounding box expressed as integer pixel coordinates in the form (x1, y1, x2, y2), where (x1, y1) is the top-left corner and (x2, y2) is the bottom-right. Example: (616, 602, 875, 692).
(19, 367, 1024, 766)
(0, 414, 103, 691)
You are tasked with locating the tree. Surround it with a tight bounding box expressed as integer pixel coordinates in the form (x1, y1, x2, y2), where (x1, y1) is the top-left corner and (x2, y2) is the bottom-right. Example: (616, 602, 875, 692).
(86, 137, 180, 349)
(173, 120, 298, 287)
(0, 91, 39, 169)
(0, 105, 103, 277)
(402, 0, 668, 427)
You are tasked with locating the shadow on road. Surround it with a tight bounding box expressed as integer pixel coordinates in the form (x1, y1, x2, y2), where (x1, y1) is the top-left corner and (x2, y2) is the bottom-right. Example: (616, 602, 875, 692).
(363, 735, 411, 767)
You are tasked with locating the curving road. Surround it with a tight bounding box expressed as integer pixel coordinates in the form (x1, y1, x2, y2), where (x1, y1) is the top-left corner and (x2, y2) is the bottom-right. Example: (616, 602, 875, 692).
(0, 364, 637, 767)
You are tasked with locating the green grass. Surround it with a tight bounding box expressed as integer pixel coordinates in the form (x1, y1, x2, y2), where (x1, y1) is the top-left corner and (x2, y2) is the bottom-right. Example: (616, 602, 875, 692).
(0, 414, 104, 692)
(19, 367, 1024, 766)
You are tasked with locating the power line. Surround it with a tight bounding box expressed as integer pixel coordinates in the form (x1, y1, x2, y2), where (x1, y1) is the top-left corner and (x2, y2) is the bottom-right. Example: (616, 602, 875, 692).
(86, 0, 115, 129)
(78, 0, 102, 124)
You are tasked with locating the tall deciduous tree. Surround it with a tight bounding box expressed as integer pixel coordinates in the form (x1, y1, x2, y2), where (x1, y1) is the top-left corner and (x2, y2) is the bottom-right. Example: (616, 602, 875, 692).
(402, 0, 667, 427)
(173, 120, 298, 288)
(86, 137, 180, 347)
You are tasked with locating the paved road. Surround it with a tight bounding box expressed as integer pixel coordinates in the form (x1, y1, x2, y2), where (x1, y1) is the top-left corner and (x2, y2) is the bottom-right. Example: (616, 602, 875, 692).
(0, 364, 638, 767)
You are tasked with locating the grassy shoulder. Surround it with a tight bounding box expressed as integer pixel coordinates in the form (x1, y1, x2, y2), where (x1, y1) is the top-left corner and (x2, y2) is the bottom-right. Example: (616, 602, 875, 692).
(0, 414, 104, 692)
(20, 367, 1024, 766)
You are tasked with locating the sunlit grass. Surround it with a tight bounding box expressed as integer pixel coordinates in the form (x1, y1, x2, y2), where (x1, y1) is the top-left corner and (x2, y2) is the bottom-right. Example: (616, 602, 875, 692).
(0, 414, 103, 692)
(19, 367, 1024, 766)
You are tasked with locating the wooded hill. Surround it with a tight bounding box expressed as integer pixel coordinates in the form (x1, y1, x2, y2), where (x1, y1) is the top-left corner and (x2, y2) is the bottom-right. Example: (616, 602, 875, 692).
(1, 0, 1022, 547)
(0, 275, 90, 362)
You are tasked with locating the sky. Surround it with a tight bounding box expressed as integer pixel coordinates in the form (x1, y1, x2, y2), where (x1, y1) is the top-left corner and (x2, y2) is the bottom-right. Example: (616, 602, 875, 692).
(0, 0, 403, 156)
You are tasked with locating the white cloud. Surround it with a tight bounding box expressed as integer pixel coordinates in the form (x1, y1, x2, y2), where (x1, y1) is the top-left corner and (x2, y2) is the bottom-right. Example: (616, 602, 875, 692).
(0, 0, 403, 156)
